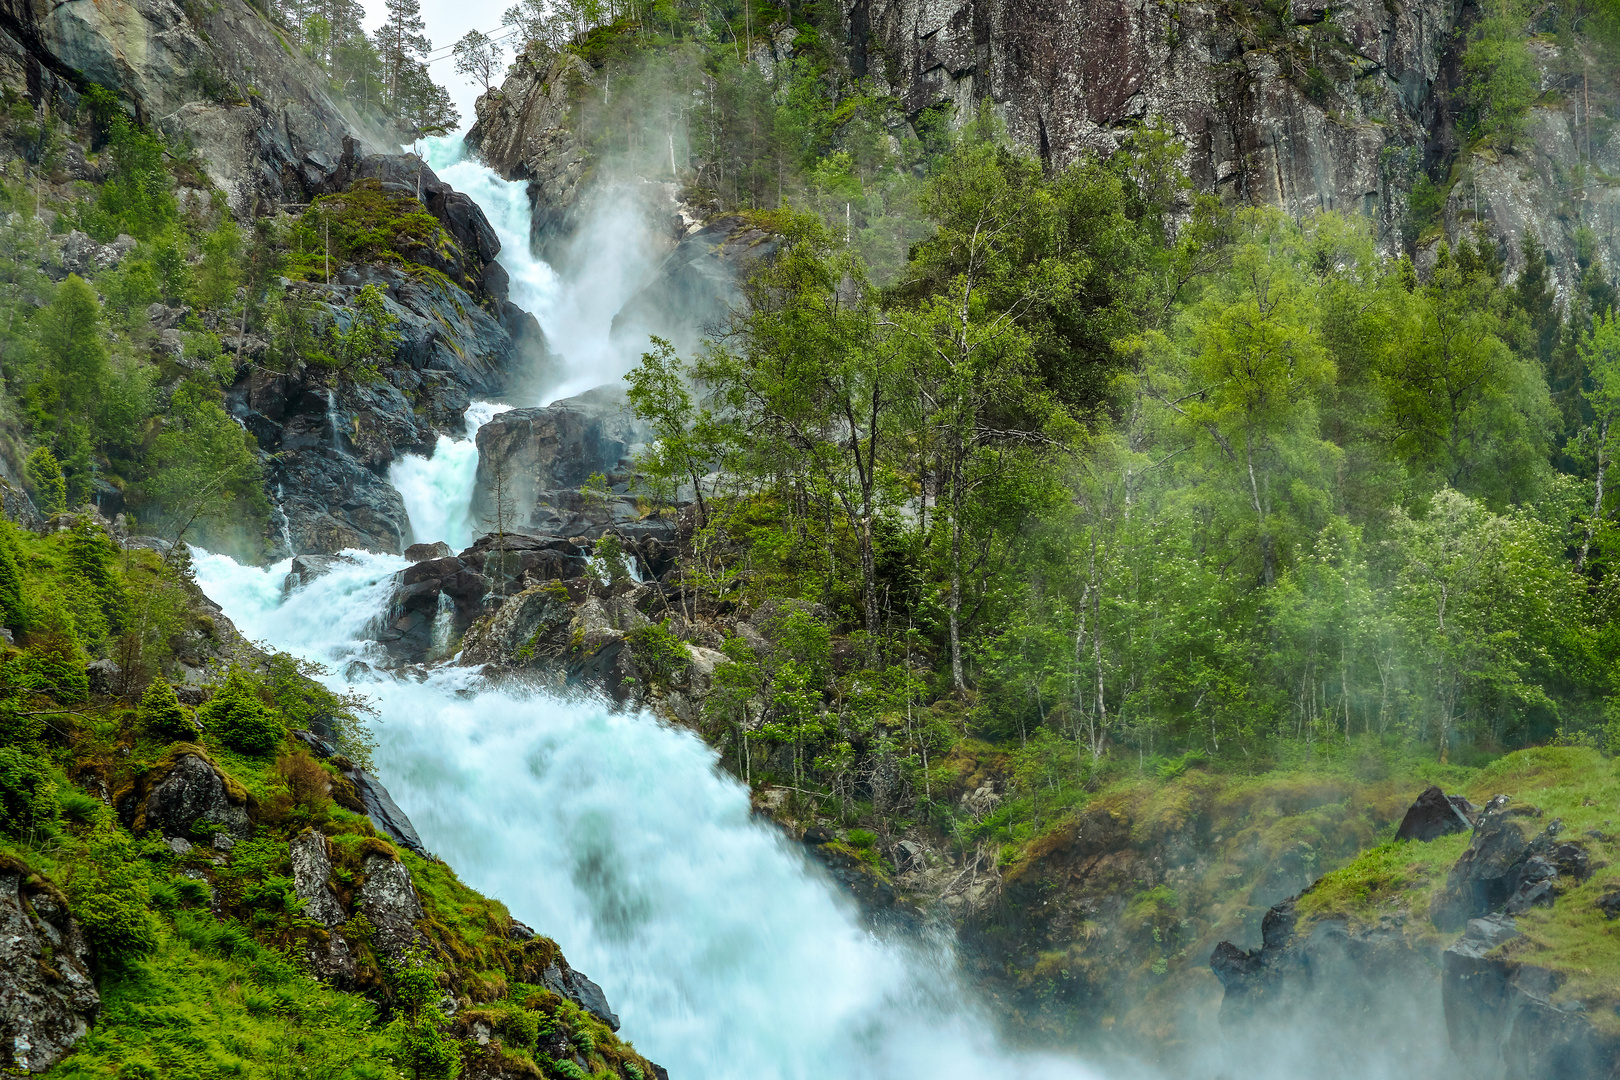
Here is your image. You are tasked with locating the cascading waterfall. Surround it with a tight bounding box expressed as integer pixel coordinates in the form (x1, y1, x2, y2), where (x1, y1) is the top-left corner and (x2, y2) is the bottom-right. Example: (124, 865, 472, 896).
(389, 401, 512, 552)
(189, 550, 1109, 1080)
(418, 136, 669, 403)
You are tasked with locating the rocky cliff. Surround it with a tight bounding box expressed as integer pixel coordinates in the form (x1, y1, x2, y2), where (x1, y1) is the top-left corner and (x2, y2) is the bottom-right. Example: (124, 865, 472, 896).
(0, 0, 390, 214)
(468, 1, 1617, 295)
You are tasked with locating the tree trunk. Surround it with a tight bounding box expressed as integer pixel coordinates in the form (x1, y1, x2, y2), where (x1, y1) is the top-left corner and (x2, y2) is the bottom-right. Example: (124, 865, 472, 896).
(947, 435, 966, 693)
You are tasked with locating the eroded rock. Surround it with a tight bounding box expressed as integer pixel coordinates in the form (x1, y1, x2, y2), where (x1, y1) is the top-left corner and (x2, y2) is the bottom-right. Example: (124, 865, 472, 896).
(359, 852, 426, 964)
(289, 829, 357, 984)
(0, 857, 99, 1074)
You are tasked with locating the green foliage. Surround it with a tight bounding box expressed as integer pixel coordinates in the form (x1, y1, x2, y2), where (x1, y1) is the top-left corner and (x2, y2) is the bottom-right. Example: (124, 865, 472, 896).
(66, 831, 159, 969)
(389, 947, 460, 1079)
(138, 678, 197, 742)
(140, 378, 267, 540)
(78, 85, 178, 242)
(198, 667, 285, 756)
(1459, 3, 1537, 149)
(319, 282, 401, 379)
(22, 446, 65, 516)
(626, 620, 689, 688)
(0, 746, 57, 837)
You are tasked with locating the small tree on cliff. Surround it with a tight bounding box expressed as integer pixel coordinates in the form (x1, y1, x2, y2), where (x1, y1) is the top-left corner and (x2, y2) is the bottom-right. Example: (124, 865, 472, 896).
(452, 30, 504, 92)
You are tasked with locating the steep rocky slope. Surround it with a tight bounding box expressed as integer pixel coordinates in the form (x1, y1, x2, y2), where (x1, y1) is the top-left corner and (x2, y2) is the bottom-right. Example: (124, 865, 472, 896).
(468, 4, 1617, 294)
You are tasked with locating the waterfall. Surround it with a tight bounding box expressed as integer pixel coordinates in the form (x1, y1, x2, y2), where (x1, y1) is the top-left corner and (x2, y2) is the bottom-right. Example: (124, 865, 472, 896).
(419, 136, 669, 403)
(274, 483, 295, 557)
(389, 401, 511, 553)
(188, 550, 1109, 1080)
(327, 388, 340, 447)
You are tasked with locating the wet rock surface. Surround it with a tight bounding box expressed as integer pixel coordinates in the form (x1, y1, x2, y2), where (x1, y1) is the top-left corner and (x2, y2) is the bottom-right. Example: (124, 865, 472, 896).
(1432, 800, 1591, 931)
(0, 857, 99, 1074)
(292, 731, 428, 856)
(470, 387, 652, 537)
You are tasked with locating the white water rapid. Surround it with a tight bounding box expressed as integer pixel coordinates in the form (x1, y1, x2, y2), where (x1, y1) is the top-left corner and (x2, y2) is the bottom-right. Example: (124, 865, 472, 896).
(388, 401, 511, 552)
(418, 136, 670, 402)
(190, 548, 1108, 1080)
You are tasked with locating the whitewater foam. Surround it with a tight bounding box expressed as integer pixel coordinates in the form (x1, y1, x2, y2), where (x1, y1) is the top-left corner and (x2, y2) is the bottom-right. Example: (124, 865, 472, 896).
(190, 551, 1105, 1080)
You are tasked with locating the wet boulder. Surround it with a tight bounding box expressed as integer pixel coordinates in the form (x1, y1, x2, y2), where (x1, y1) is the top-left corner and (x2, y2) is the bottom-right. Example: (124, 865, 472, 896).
(292, 731, 428, 856)
(470, 387, 653, 538)
(118, 747, 253, 842)
(540, 957, 621, 1031)
(0, 856, 99, 1073)
(1394, 785, 1479, 842)
(1431, 800, 1590, 931)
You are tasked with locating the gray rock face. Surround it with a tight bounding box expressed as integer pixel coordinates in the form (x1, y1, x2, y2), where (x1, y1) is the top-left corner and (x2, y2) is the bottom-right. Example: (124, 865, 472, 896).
(470, 387, 652, 537)
(0, 859, 99, 1074)
(291, 731, 429, 856)
(289, 829, 357, 984)
(1443, 914, 1620, 1080)
(120, 752, 252, 841)
(0, 0, 386, 215)
(359, 852, 426, 963)
(465, 49, 593, 257)
(1432, 802, 1591, 931)
(610, 214, 779, 360)
(541, 959, 621, 1031)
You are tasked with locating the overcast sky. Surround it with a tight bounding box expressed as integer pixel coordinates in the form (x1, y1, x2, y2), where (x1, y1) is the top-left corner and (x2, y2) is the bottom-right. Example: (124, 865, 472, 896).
(359, 0, 520, 134)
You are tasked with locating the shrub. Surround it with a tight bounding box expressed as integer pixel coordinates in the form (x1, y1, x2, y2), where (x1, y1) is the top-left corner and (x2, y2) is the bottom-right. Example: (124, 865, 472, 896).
(14, 599, 89, 704)
(0, 746, 58, 837)
(198, 667, 284, 756)
(138, 679, 197, 742)
(626, 621, 689, 688)
(67, 835, 158, 969)
(23, 447, 66, 516)
(0, 523, 25, 631)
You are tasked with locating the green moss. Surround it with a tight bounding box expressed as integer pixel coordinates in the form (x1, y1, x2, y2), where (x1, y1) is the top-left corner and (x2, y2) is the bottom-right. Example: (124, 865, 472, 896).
(288, 180, 462, 281)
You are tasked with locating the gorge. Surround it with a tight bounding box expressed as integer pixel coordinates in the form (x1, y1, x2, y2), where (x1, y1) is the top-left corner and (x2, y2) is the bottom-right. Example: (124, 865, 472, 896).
(0, 0, 1613, 1074)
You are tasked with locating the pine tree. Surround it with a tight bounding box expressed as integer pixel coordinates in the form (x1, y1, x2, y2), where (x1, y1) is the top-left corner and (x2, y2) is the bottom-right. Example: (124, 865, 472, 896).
(379, 0, 430, 113)
(137, 679, 198, 742)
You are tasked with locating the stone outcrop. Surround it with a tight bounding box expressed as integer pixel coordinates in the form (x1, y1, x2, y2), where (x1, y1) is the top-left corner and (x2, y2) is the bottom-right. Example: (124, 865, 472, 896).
(0, 0, 389, 216)
(289, 829, 358, 984)
(1395, 785, 1480, 843)
(359, 851, 428, 964)
(465, 48, 594, 257)
(470, 386, 652, 538)
(1431, 799, 1590, 931)
(1437, 913, 1620, 1080)
(116, 747, 254, 842)
(292, 731, 428, 855)
(1213, 791, 1614, 1079)
(0, 857, 98, 1074)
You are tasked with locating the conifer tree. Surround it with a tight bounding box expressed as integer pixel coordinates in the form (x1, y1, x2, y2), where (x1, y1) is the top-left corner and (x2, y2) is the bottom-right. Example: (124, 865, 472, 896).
(379, 0, 430, 111)
(137, 679, 197, 742)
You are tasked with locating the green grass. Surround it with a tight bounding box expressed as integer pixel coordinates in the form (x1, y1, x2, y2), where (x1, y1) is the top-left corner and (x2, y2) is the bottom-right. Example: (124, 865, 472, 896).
(49, 911, 393, 1080)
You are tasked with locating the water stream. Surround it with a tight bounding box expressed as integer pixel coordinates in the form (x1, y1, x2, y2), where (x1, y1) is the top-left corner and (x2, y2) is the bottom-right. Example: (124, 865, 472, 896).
(224, 130, 1114, 1080)
(190, 550, 1106, 1080)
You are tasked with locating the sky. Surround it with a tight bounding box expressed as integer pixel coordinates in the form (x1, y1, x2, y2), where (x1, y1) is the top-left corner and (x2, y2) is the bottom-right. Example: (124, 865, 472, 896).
(359, 0, 522, 134)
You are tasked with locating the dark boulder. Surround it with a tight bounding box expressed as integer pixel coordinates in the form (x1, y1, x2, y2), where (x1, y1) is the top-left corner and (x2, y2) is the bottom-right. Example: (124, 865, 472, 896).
(118, 748, 253, 842)
(293, 731, 428, 856)
(404, 541, 453, 561)
(541, 958, 621, 1031)
(1598, 889, 1620, 920)
(1432, 802, 1590, 931)
(1394, 785, 1479, 842)
(0, 856, 99, 1073)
